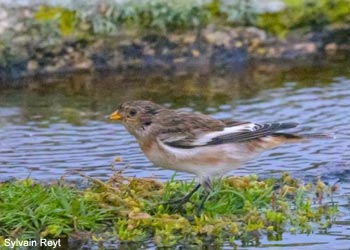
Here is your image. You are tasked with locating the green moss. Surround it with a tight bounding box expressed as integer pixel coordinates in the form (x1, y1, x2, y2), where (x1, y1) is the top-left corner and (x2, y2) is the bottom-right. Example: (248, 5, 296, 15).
(34, 6, 76, 36)
(257, 0, 350, 36)
(31, 0, 349, 38)
(0, 171, 339, 248)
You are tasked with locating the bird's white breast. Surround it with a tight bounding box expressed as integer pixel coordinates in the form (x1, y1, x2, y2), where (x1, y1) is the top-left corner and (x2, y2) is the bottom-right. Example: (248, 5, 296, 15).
(152, 138, 258, 179)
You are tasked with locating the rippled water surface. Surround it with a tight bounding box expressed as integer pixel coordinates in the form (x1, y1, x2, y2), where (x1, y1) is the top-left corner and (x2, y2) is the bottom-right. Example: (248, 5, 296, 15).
(1, 61, 350, 249)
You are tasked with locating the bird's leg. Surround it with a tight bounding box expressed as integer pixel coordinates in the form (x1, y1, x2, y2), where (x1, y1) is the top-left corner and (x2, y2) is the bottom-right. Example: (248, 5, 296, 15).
(165, 183, 201, 205)
(195, 177, 213, 216)
(195, 191, 210, 217)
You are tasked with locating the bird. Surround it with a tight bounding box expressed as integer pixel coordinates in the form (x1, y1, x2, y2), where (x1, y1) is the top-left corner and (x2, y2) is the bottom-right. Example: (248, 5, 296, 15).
(109, 100, 330, 214)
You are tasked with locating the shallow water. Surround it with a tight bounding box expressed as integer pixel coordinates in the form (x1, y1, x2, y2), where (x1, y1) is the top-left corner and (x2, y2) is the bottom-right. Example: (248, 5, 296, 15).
(0, 61, 350, 249)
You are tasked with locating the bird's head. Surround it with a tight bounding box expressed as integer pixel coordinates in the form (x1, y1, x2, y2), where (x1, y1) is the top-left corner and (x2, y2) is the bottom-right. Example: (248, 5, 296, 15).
(109, 100, 163, 138)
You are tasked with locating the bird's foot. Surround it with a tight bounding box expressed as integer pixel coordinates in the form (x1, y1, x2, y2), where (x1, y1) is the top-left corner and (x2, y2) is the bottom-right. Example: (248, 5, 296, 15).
(163, 195, 192, 206)
(160, 183, 210, 217)
(162, 195, 192, 215)
(162, 183, 201, 206)
(167, 191, 209, 217)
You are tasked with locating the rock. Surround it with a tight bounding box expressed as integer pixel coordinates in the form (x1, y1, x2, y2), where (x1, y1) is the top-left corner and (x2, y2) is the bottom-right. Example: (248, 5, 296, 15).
(8, 45, 29, 61)
(183, 34, 196, 44)
(325, 43, 338, 56)
(14, 23, 25, 32)
(204, 30, 231, 48)
(20, 8, 33, 19)
(210, 46, 247, 66)
(78, 21, 91, 31)
(66, 46, 75, 54)
(248, 38, 262, 52)
(338, 44, 350, 51)
(55, 58, 68, 69)
(254, 0, 286, 13)
(27, 60, 39, 71)
(0, 16, 10, 34)
(235, 41, 243, 48)
(12, 35, 33, 45)
(143, 45, 155, 56)
(256, 48, 266, 55)
(191, 49, 200, 57)
(325, 43, 337, 52)
(173, 57, 186, 64)
(75, 59, 92, 70)
(91, 39, 105, 49)
(45, 65, 59, 73)
(244, 27, 267, 41)
(0, 8, 8, 20)
(106, 51, 123, 67)
(293, 42, 317, 54)
(71, 51, 83, 61)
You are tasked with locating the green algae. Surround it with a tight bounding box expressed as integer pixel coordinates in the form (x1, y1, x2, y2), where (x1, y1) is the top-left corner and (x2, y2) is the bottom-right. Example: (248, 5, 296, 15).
(0, 171, 338, 248)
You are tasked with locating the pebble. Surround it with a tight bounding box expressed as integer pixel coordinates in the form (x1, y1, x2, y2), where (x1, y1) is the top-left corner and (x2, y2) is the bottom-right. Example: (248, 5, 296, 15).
(293, 42, 317, 54)
(325, 43, 337, 53)
(27, 60, 39, 71)
(0, 8, 8, 20)
(191, 49, 200, 57)
(204, 30, 231, 47)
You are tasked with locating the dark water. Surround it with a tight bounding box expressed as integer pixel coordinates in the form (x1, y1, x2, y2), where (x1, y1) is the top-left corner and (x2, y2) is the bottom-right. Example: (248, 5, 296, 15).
(1, 61, 350, 249)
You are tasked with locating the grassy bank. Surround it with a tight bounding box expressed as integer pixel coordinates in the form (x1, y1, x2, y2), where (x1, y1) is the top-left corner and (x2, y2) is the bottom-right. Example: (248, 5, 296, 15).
(0, 171, 338, 248)
(31, 0, 349, 36)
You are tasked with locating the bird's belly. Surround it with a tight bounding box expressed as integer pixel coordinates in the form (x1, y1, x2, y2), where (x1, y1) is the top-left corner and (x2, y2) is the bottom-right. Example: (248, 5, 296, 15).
(141, 140, 259, 177)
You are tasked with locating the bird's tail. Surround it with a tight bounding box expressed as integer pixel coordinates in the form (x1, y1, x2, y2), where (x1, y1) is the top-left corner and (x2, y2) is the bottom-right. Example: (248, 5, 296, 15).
(272, 132, 334, 142)
(299, 133, 335, 139)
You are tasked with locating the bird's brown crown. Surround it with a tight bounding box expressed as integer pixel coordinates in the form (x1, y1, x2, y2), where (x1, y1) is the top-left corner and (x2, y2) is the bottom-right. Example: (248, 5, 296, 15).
(110, 100, 163, 137)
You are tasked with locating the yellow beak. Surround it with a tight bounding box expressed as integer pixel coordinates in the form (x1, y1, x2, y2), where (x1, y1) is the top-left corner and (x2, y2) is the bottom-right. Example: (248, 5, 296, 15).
(109, 111, 122, 120)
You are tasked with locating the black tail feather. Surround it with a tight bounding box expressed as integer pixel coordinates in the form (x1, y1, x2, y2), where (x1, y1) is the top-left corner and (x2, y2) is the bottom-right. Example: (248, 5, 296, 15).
(272, 132, 334, 140)
(299, 133, 335, 139)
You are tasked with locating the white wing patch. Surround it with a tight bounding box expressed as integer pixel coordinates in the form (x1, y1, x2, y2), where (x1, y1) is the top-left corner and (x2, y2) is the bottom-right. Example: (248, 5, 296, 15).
(158, 138, 197, 158)
(194, 123, 257, 145)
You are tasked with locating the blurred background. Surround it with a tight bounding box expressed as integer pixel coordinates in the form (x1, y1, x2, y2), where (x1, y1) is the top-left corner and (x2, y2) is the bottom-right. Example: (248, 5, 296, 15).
(0, 0, 349, 81)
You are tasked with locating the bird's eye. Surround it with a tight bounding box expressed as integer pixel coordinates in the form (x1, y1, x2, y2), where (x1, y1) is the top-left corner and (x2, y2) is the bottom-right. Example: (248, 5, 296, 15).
(129, 109, 137, 116)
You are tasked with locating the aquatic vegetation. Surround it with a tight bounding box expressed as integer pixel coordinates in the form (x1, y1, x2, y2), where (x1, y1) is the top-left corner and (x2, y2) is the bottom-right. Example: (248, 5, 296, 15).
(0, 170, 339, 248)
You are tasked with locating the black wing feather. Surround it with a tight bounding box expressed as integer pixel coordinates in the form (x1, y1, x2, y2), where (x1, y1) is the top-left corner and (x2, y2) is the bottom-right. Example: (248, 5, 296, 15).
(163, 122, 298, 148)
(206, 122, 298, 145)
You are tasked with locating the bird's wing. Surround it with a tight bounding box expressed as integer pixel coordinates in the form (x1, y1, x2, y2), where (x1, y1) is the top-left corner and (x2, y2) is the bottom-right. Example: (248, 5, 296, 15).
(160, 121, 298, 148)
(155, 110, 225, 148)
